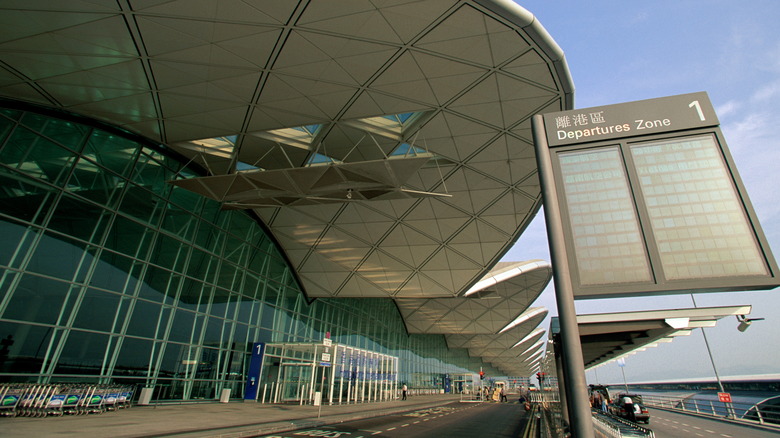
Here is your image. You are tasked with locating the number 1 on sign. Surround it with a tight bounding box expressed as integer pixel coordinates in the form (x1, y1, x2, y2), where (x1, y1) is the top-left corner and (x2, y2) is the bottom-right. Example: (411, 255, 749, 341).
(689, 100, 705, 121)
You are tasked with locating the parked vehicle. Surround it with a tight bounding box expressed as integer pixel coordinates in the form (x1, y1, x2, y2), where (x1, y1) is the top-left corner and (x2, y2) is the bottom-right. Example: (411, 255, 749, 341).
(611, 393, 650, 424)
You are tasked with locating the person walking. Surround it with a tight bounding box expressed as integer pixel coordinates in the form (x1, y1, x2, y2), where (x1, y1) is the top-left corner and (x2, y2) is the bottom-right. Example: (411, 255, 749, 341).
(402, 384, 407, 400)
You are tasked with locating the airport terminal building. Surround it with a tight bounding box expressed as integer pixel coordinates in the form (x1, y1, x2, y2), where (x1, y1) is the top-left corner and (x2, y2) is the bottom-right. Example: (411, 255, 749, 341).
(0, 1, 572, 402)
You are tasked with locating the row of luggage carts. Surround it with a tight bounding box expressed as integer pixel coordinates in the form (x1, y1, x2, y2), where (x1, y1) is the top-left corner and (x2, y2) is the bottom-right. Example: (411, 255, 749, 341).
(0, 384, 134, 418)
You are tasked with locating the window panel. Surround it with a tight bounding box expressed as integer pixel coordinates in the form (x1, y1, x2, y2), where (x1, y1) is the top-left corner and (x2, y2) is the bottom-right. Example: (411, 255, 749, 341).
(82, 130, 139, 178)
(48, 193, 109, 243)
(125, 299, 162, 339)
(119, 185, 163, 225)
(19, 112, 90, 153)
(168, 309, 196, 343)
(91, 250, 137, 293)
(73, 288, 121, 333)
(0, 125, 78, 186)
(113, 336, 154, 376)
(0, 170, 59, 224)
(0, 321, 53, 373)
(2, 274, 73, 325)
(54, 330, 110, 375)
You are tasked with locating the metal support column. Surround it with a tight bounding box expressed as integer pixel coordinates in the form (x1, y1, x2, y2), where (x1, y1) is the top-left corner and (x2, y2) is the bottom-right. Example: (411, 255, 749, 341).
(533, 114, 595, 438)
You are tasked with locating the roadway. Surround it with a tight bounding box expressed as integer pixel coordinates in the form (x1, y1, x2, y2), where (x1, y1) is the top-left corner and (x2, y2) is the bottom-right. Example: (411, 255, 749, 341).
(645, 409, 780, 438)
(253, 401, 530, 438)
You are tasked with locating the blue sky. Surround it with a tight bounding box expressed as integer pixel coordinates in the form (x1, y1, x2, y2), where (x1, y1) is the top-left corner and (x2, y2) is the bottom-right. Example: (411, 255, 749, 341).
(503, 1, 780, 384)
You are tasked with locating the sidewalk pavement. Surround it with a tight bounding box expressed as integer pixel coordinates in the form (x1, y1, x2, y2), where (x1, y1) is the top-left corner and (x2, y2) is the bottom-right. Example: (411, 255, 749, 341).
(5, 394, 466, 438)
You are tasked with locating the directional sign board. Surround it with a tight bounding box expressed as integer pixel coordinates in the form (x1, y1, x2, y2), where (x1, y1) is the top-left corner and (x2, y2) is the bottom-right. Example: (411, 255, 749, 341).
(533, 92, 780, 299)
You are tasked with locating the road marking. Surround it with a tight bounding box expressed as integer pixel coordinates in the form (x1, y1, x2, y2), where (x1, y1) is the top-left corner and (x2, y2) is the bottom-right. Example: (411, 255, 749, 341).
(413, 421, 420, 424)
(386, 427, 396, 431)
(401, 424, 409, 427)
(705, 430, 715, 434)
(720, 435, 732, 437)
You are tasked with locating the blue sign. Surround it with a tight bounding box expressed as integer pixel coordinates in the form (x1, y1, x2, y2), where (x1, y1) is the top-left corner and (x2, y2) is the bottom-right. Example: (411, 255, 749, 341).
(244, 342, 265, 401)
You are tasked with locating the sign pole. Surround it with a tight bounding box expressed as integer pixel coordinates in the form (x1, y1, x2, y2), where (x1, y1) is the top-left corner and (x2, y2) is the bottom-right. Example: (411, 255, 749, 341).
(533, 114, 595, 437)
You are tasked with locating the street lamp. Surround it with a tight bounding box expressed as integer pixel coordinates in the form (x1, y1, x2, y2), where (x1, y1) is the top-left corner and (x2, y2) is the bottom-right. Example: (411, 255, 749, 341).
(736, 315, 764, 332)
(690, 295, 763, 419)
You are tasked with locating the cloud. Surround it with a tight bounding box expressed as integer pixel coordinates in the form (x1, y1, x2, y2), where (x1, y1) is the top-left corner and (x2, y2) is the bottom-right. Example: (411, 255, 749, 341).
(750, 79, 780, 103)
(715, 100, 741, 119)
(722, 108, 780, 238)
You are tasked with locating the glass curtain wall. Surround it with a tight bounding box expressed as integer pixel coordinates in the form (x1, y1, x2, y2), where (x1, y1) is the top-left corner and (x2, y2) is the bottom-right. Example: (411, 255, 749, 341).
(0, 101, 495, 402)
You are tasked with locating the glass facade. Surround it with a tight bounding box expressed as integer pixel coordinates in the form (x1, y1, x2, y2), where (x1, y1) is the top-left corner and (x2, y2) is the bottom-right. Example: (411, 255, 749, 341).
(0, 101, 492, 402)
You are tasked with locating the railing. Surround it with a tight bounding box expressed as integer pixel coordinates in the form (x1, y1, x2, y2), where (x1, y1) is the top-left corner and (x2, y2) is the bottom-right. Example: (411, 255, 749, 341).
(640, 393, 780, 428)
(592, 413, 622, 438)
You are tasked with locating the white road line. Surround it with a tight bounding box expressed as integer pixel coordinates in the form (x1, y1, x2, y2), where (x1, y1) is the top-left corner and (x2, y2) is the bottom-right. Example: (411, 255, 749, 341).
(401, 424, 409, 427)
(387, 427, 396, 431)
(705, 429, 715, 433)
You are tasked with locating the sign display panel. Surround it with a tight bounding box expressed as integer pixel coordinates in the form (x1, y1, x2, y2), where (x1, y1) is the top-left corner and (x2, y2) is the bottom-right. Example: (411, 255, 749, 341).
(557, 147, 653, 286)
(544, 91, 719, 147)
(533, 92, 779, 298)
(629, 134, 769, 281)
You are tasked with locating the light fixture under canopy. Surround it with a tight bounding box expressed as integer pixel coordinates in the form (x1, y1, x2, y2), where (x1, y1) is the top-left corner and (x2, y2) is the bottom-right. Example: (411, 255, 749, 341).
(169, 156, 450, 209)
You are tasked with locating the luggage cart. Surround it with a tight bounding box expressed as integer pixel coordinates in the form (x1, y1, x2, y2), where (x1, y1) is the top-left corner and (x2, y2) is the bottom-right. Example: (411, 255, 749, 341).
(43, 385, 66, 417)
(62, 385, 89, 415)
(85, 386, 106, 414)
(117, 386, 134, 409)
(0, 384, 23, 417)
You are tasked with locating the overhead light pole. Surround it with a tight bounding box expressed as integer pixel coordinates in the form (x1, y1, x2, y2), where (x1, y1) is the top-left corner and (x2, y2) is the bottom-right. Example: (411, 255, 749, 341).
(690, 294, 734, 418)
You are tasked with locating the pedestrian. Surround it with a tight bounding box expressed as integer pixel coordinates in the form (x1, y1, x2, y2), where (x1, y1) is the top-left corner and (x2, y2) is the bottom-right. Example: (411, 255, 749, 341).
(500, 386, 507, 402)
(402, 384, 407, 400)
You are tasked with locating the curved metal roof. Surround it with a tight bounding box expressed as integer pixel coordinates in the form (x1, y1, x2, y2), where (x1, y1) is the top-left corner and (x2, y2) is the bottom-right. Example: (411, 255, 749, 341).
(0, 0, 573, 302)
(397, 260, 550, 332)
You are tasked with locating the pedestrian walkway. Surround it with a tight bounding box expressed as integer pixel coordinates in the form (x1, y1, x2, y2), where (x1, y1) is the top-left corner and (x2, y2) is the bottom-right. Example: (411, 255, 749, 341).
(4, 394, 464, 438)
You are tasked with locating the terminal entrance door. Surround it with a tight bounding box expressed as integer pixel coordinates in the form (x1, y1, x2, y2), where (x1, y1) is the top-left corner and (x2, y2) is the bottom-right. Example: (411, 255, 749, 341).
(277, 362, 313, 403)
(259, 342, 398, 405)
